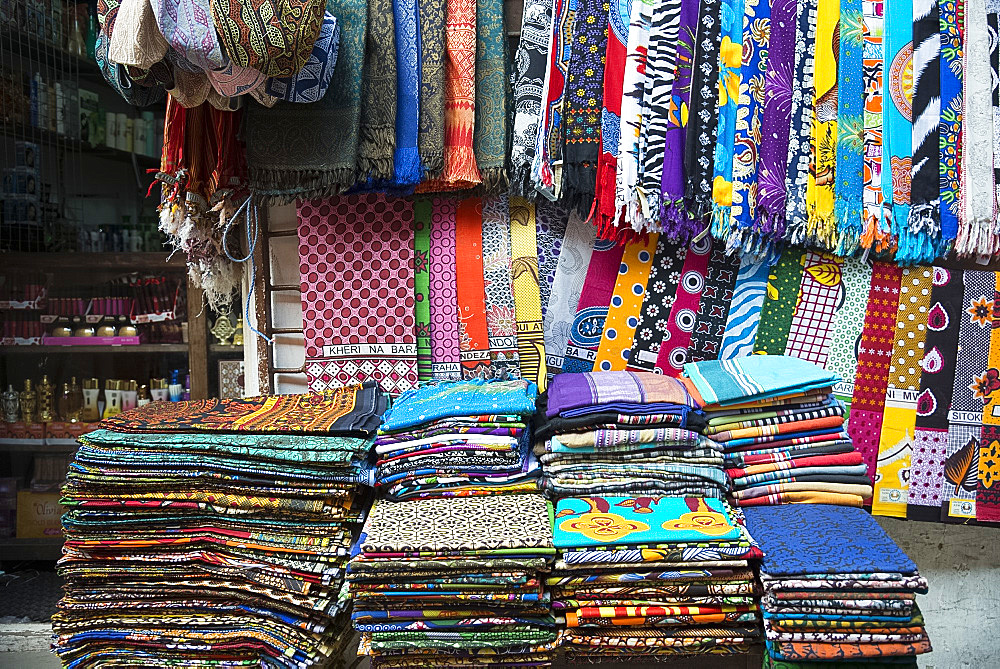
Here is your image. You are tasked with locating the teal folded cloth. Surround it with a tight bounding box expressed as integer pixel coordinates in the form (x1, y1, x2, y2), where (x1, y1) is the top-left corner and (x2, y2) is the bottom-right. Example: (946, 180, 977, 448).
(380, 379, 539, 432)
(684, 355, 841, 406)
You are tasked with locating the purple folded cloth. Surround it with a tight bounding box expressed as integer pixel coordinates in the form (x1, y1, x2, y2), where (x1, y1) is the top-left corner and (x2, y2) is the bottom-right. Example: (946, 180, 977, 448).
(546, 371, 697, 417)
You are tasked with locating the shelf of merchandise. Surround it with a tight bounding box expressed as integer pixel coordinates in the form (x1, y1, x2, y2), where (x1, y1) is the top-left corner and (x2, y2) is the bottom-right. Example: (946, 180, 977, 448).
(0, 537, 63, 562)
(0, 122, 160, 168)
(0, 441, 79, 453)
(1, 344, 189, 354)
(0, 251, 184, 271)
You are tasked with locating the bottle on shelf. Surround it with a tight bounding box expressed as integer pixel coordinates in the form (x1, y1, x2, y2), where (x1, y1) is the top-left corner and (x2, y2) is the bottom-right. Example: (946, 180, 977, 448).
(121, 380, 138, 411)
(37, 375, 55, 423)
(149, 378, 169, 402)
(81, 378, 100, 422)
(20, 380, 37, 424)
(136, 384, 151, 407)
(102, 379, 122, 419)
(2, 386, 19, 423)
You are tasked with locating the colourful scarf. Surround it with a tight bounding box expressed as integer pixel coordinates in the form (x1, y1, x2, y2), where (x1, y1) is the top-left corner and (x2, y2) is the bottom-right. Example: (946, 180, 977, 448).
(543, 213, 596, 375)
(594, 235, 659, 371)
(616, 0, 653, 231)
(391, 0, 423, 184)
(481, 195, 520, 376)
(754, 250, 805, 355)
(152, 0, 226, 71)
(938, 0, 964, 246)
(594, 0, 632, 235)
(783, 0, 818, 241)
(210, 0, 323, 76)
(562, 0, 609, 214)
(825, 257, 873, 408)
(473, 0, 509, 189)
(563, 239, 626, 373)
(413, 200, 433, 382)
(430, 197, 461, 379)
(978, 274, 1000, 522)
(782, 252, 844, 367)
(440, 0, 481, 187)
(536, 201, 571, 320)
(683, 0, 724, 220)
(719, 258, 770, 359)
(708, 0, 744, 240)
(833, 0, 863, 254)
(535, 0, 576, 198)
(357, 0, 397, 181)
(882, 0, 912, 254)
(264, 12, 340, 103)
(510, 197, 549, 388)
(417, 0, 447, 178)
(626, 239, 685, 371)
(510, 0, 555, 194)
(805, 0, 840, 250)
(860, 0, 889, 251)
(297, 194, 417, 395)
(688, 248, 740, 362)
(654, 236, 712, 375)
(455, 198, 490, 377)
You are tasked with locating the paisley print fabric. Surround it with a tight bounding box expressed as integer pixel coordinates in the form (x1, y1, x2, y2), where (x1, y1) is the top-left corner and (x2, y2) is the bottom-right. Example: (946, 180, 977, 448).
(209, 0, 324, 77)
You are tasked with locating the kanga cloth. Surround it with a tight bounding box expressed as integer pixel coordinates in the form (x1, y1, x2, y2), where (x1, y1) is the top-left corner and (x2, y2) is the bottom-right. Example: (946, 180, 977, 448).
(414, 200, 433, 382)
(781, 252, 844, 367)
(755, 249, 805, 356)
(708, 0, 743, 242)
(357, 0, 397, 181)
(804, 0, 839, 250)
(430, 197, 461, 379)
(743, 505, 919, 575)
(297, 195, 417, 395)
(683, 355, 840, 408)
(101, 383, 385, 435)
(683, 0, 724, 220)
(417, 0, 447, 178)
(535, 0, 575, 198)
(440, 0, 482, 187)
(264, 12, 339, 103)
(209, 0, 324, 77)
(543, 213, 596, 375)
(562, 239, 627, 374)
(244, 0, 365, 202)
(719, 257, 769, 359)
(832, 0, 864, 254)
(552, 496, 741, 549)
(653, 235, 713, 375)
(455, 199, 491, 378)
(824, 258, 873, 407)
(977, 272, 1000, 522)
(616, 0, 653, 230)
(151, 0, 226, 71)
(359, 495, 553, 552)
(546, 371, 697, 417)
(380, 379, 537, 432)
(594, 0, 632, 236)
(390, 0, 423, 184)
(938, 0, 964, 245)
(882, 0, 912, 250)
(481, 195, 520, 377)
(783, 0, 818, 239)
(859, 0, 888, 250)
(510, 197, 548, 388)
(473, 0, 509, 189)
(687, 247, 740, 362)
(594, 235, 659, 371)
(509, 0, 555, 193)
(560, 0, 609, 214)
(871, 267, 933, 518)
(626, 238, 686, 372)
(536, 201, 571, 321)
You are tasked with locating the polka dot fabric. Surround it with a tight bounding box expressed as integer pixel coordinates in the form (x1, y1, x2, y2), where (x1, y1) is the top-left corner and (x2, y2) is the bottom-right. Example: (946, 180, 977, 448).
(429, 197, 461, 379)
(297, 194, 417, 395)
(654, 235, 713, 376)
(593, 234, 658, 372)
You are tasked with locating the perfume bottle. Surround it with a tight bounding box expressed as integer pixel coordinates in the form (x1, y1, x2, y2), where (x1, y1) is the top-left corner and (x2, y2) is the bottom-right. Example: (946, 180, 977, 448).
(121, 380, 138, 411)
(66, 377, 83, 422)
(20, 380, 36, 424)
(136, 384, 151, 407)
(2, 385, 19, 423)
(150, 378, 169, 402)
(102, 380, 122, 419)
(82, 378, 101, 421)
(37, 375, 55, 423)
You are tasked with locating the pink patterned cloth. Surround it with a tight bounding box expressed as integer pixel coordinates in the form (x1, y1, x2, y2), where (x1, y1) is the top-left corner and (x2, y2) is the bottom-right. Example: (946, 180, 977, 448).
(152, 0, 227, 71)
(654, 236, 712, 375)
(429, 197, 461, 379)
(297, 194, 417, 395)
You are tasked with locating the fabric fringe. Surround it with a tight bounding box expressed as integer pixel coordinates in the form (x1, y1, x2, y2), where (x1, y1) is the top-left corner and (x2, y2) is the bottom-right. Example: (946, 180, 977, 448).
(955, 216, 997, 258)
(477, 166, 509, 194)
(357, 125, 397, 180)
(834, 196, 863, 256)
(420, 154, 445, 182)
(393, 146, 424, 186)
(444, 145, 482, 186)
(508, 162, 537, 198)
(895, 202, 942, 264)
(560, 163, 597, 218)
(248, 167, 355, 205)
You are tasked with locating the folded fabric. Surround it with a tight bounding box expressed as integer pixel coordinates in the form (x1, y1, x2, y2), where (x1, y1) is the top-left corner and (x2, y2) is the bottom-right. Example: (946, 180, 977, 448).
(546, 427, 712, 452)
(738, 492, 865, 507)
(381, 380, 538, 432)
(705, 397, 840, 425)
(765, 638, 932, 660)
(722, 429, 849, 450)
(704, 403, 845, 434)
(735, 482, 874, 501)
(684, 356, 841, 407)
(546, 372, 697, 417)
(711, 416, 846, 443)
(726, 451, 864, 478)
(724, 441, 856, 466)
(732, 464, 870, 489)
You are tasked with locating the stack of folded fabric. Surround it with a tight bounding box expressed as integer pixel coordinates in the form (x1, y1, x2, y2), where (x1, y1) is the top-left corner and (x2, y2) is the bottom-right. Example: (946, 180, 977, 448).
(549, 494, 764, 661)
(373, 379, 540, 501)
(347, 494, 560, 668)
(683, 356, 873, 508)
(535, 371, 729, 500)
(51, 384, 387, 668)
(744, 504, 931, 667)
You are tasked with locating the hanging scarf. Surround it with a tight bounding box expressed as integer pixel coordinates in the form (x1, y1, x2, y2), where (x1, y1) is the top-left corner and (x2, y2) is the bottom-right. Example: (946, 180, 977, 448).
(297, 195, 417, 396)
(805, 0, 840, 250)
(430, 197, 461, 379)
(418, 0, 447, 179)
(209, 60, 266, 98)
(882, 0, 912, 251)
(708, 0, 744, 240)
(957, 0, 995, 256)
(594, 235, 659, 371)
(455, 198, 490, 377)
(617, 0, 653, 231)
(151, 0, 226, 71)
(357, 0, 398, 181)
(510, 0, 555, 194)
(942, 271, 992, 522)
(832, 0, 863, 254)
(683, 0, 724, 221)
(719, 257, 770, 359)
(627, 239, 687, 371)
(414, 199, 433, 382)
(654, 236, 712, 375)
(109, 0, 169, 70)
(96, 0, 167, 107)
(860, 0, 890, 251)
(907, 267, 962, 522)
(245, 0, 365, 202)
(754, 250, 805, 355)
(782, 252, 844, 367)
(825, 257, 873, 408)
(754, 0, 796, 250)
(659, 0, 701, 240)
(938, 0, 964, 249)
(433, 0, 481, 188)
(725, 0, 770, 255)
(872, 267, 933, 519)
(535, 0, 577, 197)
(209, 0, 323, 77)
(474, 0, 509, 190)
(783, 0, 818, 242)
(978, 274, 1000, 522)
(391, 0, 423, 185)
(594, 0, 632, 236)
(536, 201, 570, 320)
(902, 0, 943, 263)
(264, 12, 340, 103)
(561, 0, 609, 214)
(846, 262, 903, 481)
(510, 197, 548, 388)
(687, 247, 740, 362)
(481, 195, 520, 377)
(543, 213, 596, 376)
(562, 239, 626, 373)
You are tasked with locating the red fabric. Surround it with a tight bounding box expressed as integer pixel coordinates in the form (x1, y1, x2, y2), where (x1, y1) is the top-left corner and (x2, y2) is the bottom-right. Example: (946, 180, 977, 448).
(594, 15, 628, 235)
(726, 451, 865, 478)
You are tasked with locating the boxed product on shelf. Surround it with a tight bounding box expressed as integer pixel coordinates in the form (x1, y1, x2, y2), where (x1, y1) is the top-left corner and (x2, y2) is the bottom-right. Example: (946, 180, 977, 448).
(2, 167, 40, 196)
(15, 490, 63, 538)
(31, 454, 73, 491)
(46, 421, 99, 445)
(0, 421, 46, 444)
(3, 194, 40, 225)
(78, 89, 102, 148)
(15, 141, 39, 169)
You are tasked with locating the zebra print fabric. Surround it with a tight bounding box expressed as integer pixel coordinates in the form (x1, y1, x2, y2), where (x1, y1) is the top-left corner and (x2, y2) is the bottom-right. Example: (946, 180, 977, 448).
(719, 258, 770, 359)
(510, 0, 556, 196)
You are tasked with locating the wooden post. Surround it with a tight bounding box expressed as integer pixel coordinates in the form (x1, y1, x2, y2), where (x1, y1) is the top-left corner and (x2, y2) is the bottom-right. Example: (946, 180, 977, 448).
(187, 278, 209, 399)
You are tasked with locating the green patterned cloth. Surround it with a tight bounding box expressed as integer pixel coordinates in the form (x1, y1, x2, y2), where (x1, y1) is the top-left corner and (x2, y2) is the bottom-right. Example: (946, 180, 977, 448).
(755, 250, 805, 355)
(473, 0, 510, 190)
(414, 199, 433, 382)
(417, 0, 447, 178)
(357, 0, 397, 180)
(825, 258, 872, 408)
